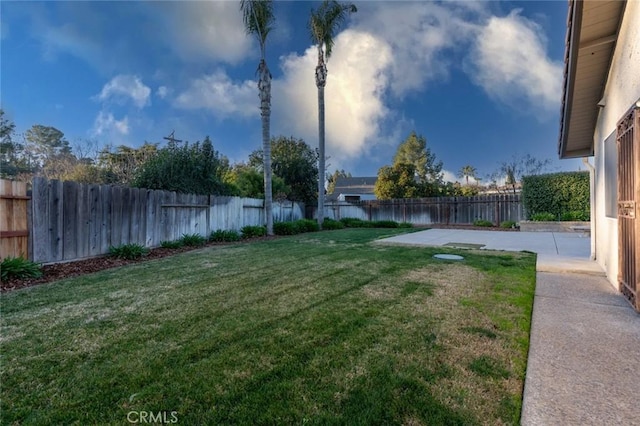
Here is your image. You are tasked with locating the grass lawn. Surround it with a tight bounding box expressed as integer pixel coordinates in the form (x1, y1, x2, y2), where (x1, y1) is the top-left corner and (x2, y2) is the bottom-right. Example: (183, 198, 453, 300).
(1, 229, 536, 425)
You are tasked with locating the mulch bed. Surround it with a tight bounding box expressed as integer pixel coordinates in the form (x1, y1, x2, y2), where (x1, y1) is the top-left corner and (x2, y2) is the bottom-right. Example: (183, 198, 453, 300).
(1, 236, 279, 293)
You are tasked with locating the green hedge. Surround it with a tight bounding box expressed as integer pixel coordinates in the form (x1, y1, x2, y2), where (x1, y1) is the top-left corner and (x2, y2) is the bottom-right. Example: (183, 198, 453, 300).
(522, 172, 589, 221)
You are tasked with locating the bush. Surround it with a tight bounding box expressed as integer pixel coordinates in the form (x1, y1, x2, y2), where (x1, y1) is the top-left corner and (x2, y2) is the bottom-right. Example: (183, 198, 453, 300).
(371, 220, 400, 228)
(522, 172, 589, 220)
(241, 225, 267, 239)
(1, 256, 43, 281)
(322, 218, 345, 230)
(500, 221, 517, 229)
(531, 212, 556, 221)
(473, 219, 494, 227)
(399, 222, 414, 228)
(210, 229, 241, 242)
(274, 222, 301, 235)
(295, 219, 320, 233)
(561, 210, 589, 221)
(109, 243, 149, 260)
(161, 240, 184, 249)
(180, 233, 207, 247)
(339, 217, 369, 228)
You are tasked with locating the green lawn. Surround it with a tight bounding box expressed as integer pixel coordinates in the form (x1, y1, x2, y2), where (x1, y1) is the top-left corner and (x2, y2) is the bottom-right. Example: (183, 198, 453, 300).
(1, 229, 536, 425)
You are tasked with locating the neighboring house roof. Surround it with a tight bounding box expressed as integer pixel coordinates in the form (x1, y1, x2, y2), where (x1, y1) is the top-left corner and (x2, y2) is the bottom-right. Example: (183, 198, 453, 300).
(328, 176, 377, 200)
(559, 0, 626, 159)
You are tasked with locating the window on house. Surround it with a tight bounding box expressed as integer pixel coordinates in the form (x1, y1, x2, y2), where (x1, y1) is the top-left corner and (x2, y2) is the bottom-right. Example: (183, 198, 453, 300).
(604, 130, 617, 218)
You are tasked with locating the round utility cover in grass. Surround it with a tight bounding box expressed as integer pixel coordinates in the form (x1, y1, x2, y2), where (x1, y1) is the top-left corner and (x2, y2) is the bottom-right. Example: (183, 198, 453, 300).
(433, 254, 464, 261)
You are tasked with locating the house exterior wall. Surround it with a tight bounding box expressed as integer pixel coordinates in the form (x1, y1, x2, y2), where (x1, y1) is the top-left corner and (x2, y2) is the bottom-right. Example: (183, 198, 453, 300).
(592, 1, 640, 288)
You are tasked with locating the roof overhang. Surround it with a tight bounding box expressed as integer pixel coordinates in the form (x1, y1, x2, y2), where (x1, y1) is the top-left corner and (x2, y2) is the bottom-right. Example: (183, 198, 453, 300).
(558, 0, 626, 159)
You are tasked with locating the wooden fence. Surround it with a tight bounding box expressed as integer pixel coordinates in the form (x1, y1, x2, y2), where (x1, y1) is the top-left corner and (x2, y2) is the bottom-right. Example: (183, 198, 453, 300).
(320, 194, 524, 225)
(29, 177, 304, 264)
(0, 180, 30, 259)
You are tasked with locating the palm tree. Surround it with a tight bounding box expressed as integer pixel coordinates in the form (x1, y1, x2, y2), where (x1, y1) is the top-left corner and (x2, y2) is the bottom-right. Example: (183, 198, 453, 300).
(458, 164, 477, 185)
(240, 0, 275, 235)
(309, 0, 357, 228)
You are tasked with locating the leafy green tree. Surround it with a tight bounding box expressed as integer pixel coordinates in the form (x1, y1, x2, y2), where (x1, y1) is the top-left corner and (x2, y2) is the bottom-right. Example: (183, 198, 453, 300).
(375, 163, 425, 199)
(97, 143, 158, 184)
(241, 0, 276, 235)
(249, 136, 319, 204)
(393, 131, 443, 185)
(0, 110, 31, 179)
(226, 163, 290, 200)
(457, 165, 477, 185)
(133, 136, 233, 195)
(24, 125, 73, 173)
(309, 0, 357, 227)
(326, 169, 351, 194)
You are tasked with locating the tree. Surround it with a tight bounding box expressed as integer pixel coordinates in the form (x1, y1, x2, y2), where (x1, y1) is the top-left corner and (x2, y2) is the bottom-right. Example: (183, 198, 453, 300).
(249, 136, 319, 204)
(0, 110, 31, 179)
(241, 0, 276, 235)
(496, 154, 553, 194)
(326, 169, 351, 194)
(374, 163, 423, 199)
(393, 131, 443, 185)
(457, 164, 477, 185)
(309, 0, 357, 227)
(97, 143, 158, 185)
(225, 163, 290, 200)
(133, 136, 234, 195)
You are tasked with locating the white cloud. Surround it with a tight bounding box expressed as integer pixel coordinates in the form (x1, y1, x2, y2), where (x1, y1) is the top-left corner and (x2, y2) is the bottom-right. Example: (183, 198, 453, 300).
(353, 2, 478, 97)
(159, 2, 252, 65)
(466, 10, 563, 113)
(96, 75, 151, 109)
(92, 111, 129, 136)
(272, 29, 393, 164)
(156, 86, 169, 99)
(174, 70, 257, 118)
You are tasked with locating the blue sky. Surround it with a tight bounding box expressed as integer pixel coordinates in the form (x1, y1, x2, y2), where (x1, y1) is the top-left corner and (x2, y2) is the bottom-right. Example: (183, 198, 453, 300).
(1, 0, 584, 182)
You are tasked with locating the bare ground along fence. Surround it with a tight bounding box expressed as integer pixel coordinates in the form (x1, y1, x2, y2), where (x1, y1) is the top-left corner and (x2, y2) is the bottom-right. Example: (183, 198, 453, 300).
(319, 195, 524, 225)
(27, 178, 304, 264)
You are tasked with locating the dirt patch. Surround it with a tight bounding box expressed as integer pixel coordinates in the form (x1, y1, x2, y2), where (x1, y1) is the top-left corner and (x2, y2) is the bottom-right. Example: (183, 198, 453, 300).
(1, 236, 280, 293)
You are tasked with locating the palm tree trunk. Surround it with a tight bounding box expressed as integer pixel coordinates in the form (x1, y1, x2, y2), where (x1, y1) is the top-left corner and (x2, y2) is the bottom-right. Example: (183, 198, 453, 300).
(259, 59, 274, 235)
(317, 84, 325, 228)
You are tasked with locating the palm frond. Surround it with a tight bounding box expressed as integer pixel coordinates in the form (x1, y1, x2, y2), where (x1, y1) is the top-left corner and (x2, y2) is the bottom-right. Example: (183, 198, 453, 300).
(308, 1, 357, 60)
(240, 0, 275, 49)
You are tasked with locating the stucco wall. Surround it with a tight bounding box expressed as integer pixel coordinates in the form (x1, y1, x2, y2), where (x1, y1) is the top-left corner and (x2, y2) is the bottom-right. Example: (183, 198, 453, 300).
(592, 0, 640, 288)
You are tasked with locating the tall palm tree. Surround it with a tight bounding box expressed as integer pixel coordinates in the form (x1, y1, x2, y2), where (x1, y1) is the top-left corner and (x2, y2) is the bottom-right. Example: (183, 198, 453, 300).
(240, 0, 275, 235)
(309, 0, 356, 228)
(458, 164, 477, 185)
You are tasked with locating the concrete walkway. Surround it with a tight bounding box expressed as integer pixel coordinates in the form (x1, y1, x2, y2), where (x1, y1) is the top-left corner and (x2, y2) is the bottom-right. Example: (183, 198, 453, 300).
(376, 229, 640, 425)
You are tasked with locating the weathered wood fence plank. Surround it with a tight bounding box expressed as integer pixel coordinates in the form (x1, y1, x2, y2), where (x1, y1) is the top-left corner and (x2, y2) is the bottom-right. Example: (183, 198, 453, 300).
(0, 179, 29, 259)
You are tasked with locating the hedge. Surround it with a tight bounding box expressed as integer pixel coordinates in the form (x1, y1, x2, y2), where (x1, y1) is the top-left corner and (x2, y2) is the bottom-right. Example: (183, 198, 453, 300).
(522, 171, 589, 220)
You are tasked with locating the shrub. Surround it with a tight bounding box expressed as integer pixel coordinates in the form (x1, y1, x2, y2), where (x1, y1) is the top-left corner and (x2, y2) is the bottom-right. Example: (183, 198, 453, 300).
(372, 220, 400, 228)
(339, 217, 368, 228)
(473, 219, 494, 227)
(161, 240, 184, 249)
(560, 210, 589, 221)
(295, 219, 320, 233)
(500, 221, 517, 229)
(522, 171, 589, 220)
(241, 225, 267, 239)
(109, 243, 149, 260)
(210, 229, 241, 242)
(180, 233, 207, 247)
(399, 222, 414, 228)
(1, 256, 43, 282)
(274, 222, 300, 236)
(322, 218, 345, 230)
(531, 212, 556, 222)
